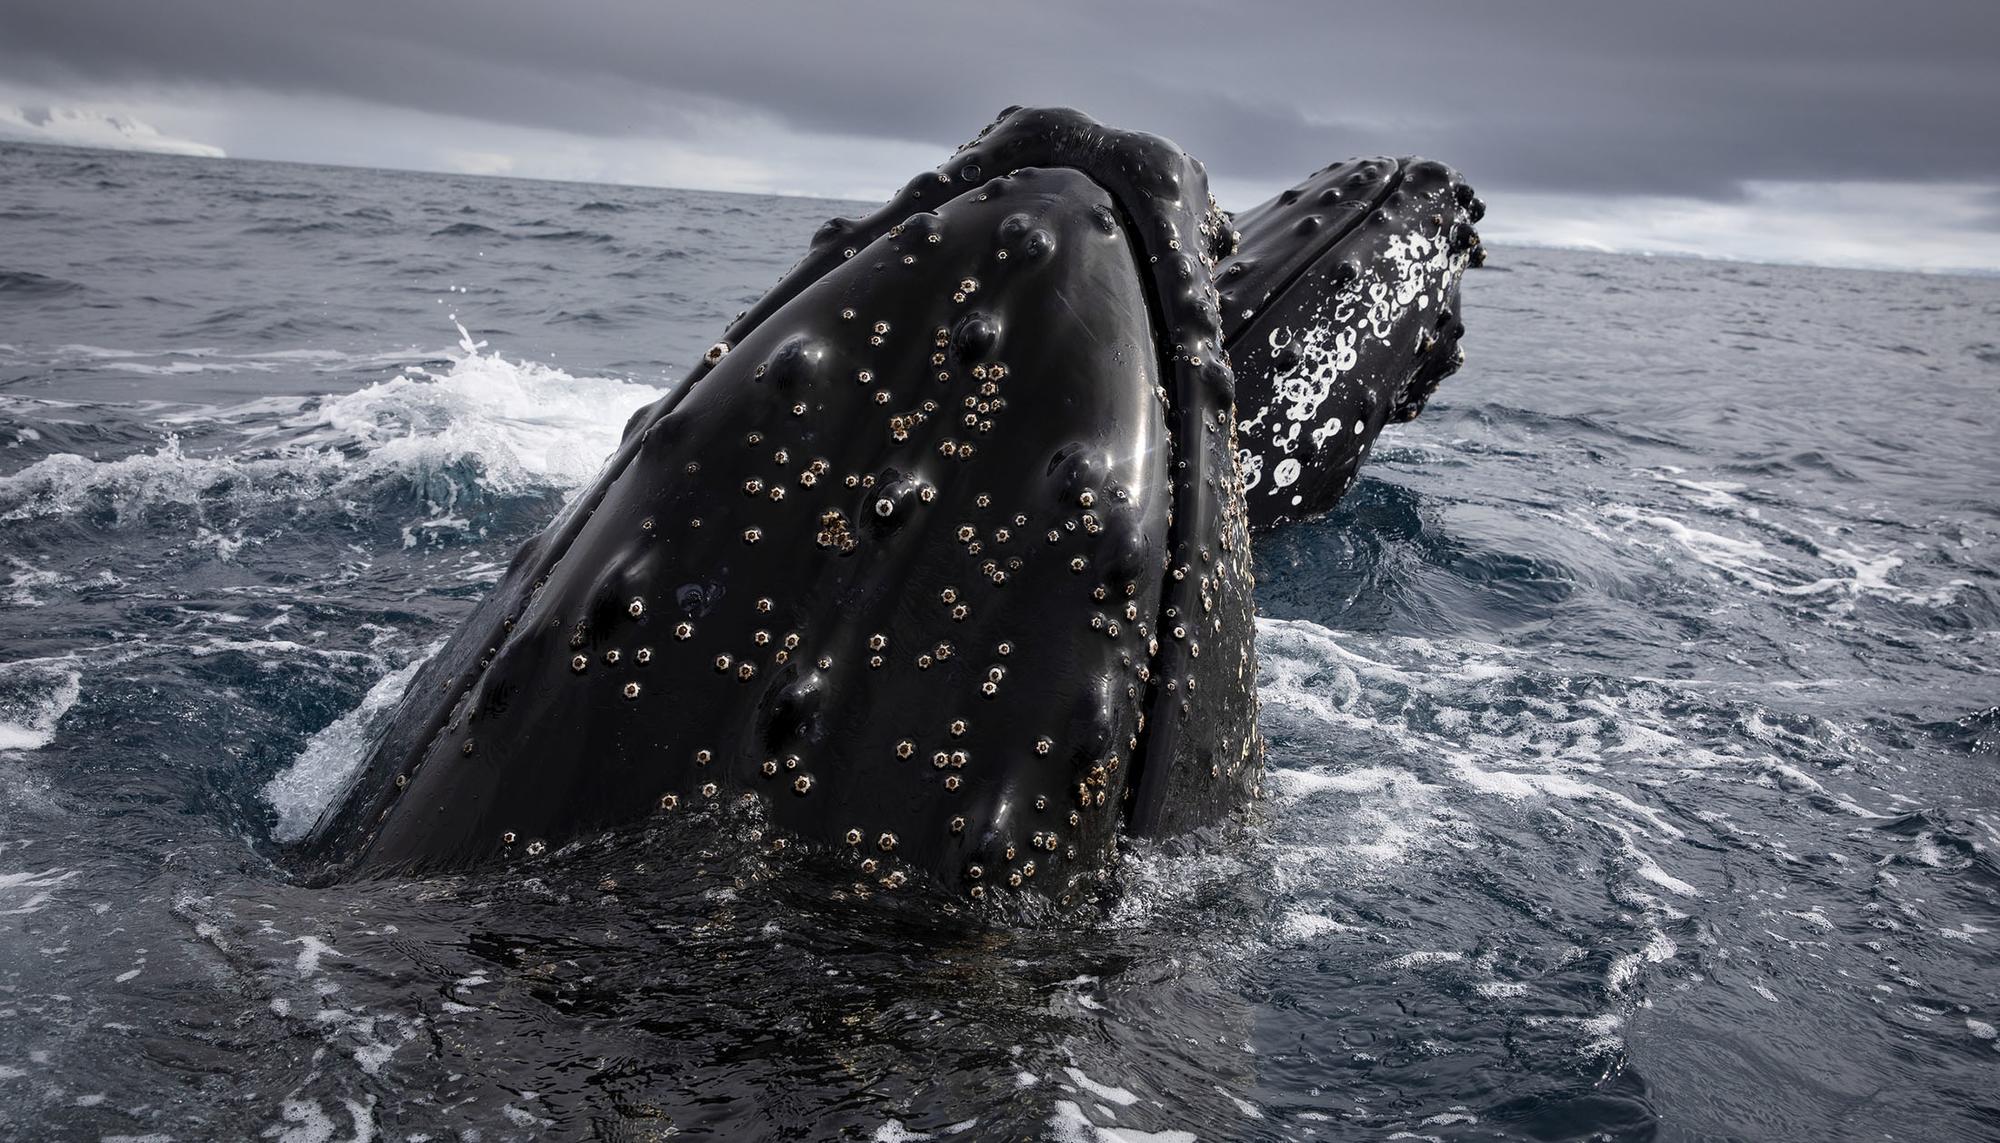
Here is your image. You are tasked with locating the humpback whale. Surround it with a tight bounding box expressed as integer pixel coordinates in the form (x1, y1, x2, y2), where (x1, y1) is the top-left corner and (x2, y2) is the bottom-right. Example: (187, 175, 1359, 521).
(298, 108, 1261, 903)
(1220, 158, 1485, 529)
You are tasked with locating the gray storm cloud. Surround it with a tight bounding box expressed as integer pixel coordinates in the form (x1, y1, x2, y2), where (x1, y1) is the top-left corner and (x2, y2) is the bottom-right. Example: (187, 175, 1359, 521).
(3, 0, 1998, 269)
(6, 0, 1999, 193)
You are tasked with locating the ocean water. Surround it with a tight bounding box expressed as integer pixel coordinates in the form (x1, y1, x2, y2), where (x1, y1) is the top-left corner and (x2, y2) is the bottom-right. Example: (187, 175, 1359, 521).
(1, 140, 1996, 1142)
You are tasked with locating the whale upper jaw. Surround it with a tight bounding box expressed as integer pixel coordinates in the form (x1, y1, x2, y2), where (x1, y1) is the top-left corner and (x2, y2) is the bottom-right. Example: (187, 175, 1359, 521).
(1220, 156, 1485, 530)
(298, 109, 1262, 905)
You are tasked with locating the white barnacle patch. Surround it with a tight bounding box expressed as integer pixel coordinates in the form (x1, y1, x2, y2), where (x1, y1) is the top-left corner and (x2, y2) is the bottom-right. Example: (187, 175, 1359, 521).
(1243, 211, 1472, 496)
(1272, 458, 1302, 488)
(1310, 417, 1344, 450)
(1237, 448, 1264, 491)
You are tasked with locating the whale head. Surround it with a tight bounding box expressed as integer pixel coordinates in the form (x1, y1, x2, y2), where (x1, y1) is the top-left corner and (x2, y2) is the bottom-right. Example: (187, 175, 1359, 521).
(299, 109, 1261, 904)
(1219, 157, 1484, 528)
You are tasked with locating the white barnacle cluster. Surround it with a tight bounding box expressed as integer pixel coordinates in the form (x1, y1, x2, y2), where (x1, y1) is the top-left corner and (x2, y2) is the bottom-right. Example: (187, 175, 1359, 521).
(1236, 212, 1472, 498)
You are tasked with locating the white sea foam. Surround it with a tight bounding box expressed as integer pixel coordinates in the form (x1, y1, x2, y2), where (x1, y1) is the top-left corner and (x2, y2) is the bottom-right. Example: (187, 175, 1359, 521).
(5, 557, 65, 608)
(0, 325, 668, 526)
(1048, 1100, 1196, 1143)
(0, 867, 75, 916)
(1255, 616, 1696, 845)
(0, 659, 82, 752)
(288, 323, 667, 493)
(1273, 909, 1361, 944)
(1228, 614, 1898, 1048)
(263, 650, 435, 842)
(1597, 500, 1965, 608)
(1606, 931, 1677, 993)
(1063, 1067, 1141, 1107)
(264, 1095, 377, 1143)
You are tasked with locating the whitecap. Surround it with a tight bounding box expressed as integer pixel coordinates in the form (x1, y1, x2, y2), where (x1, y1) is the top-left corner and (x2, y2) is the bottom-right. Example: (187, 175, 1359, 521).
(0, 659, 82, 751)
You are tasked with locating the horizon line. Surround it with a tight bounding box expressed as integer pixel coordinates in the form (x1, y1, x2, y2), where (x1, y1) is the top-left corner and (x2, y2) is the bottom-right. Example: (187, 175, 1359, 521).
(3, 134, 1995, 281)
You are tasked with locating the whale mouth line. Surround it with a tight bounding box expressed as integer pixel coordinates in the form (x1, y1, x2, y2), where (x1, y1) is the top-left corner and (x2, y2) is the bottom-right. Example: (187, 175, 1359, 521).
(1085, 175, 1184, 837)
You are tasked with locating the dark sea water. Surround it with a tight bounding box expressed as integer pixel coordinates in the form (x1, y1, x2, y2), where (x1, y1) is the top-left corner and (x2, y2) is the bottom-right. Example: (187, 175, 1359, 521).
(1, 140, 1996, 1142)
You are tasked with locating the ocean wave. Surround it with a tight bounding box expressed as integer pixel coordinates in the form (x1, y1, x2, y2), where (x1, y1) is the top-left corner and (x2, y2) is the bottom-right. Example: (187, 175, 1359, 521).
(0, 268, 84, 298)
(0, 658, 82, 751)
(0, 324, 669, 525)
(522, 228, 613, 244)
(1590, 476, 1968, 608)
(240, 219, 347, 236)
(27, 343, 437, 378)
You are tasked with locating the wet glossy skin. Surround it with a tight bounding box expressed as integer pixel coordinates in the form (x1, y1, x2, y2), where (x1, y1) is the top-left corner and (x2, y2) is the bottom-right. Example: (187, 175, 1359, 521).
(298, 109, 1260, 902)
(1219, 157, 1486, 529)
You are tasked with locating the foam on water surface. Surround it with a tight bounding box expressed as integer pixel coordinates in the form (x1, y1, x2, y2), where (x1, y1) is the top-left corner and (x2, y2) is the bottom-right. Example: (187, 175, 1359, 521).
(0, 323, 667, 527)
(0, 658, 82, 751)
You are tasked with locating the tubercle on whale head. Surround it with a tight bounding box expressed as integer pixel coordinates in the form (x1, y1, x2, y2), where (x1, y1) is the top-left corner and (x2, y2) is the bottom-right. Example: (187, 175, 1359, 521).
(1217, 154, 1485, 531)
(295, 108, 1262, 907)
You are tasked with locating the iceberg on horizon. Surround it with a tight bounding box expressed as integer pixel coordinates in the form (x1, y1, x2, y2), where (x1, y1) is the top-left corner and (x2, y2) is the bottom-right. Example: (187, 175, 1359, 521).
(0, 103, 226, 159)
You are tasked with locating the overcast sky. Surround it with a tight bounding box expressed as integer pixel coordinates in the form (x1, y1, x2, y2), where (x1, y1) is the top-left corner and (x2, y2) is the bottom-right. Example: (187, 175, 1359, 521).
(4, 0, 1998, 271)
